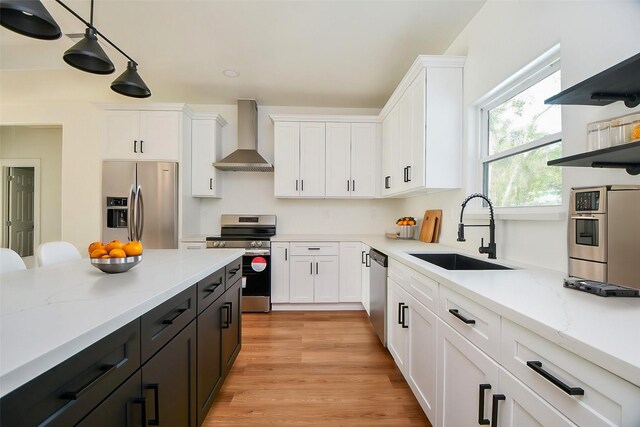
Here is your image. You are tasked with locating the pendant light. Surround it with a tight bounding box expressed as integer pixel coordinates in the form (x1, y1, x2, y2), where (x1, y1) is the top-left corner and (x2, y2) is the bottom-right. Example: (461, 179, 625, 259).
(0, 0, 152, 98)
(0, 0, 62, 40)
(63, 27, 114, 74)
(111, 61, 151, 98)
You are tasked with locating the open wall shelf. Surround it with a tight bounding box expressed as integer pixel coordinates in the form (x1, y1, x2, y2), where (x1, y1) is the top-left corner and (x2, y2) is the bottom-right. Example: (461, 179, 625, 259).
(547, 140, 640, 175)
(545, 52, 640, 108)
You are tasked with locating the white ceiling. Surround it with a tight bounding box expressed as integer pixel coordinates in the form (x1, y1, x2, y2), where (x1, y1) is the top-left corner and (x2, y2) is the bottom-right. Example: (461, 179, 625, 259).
(0, 0, 485, 106)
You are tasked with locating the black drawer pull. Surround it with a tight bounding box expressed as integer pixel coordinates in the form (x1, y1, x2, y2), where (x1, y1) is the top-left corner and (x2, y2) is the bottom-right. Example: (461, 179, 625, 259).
(307, 247, 320, 251)
(491, 394, 505, 427)
(365, 253, 370, 267)
(398, 302, 404, 326)
(228, 267, 240, 276)
(129, 397, 148, 426)
(478, 384, 491, 425)
(61, 360, 123, 400)
(361, 250, 366, 264)
(146, 384, 160, 425)
(448, 308, 476, 325)
(203, 280, 223, 295)
(526, 361, 585, 395)
(227, 302, 233, 324)
(401, 304, 409, 328)
(162, 308, 187, 325)
(221, 304, 230, 329)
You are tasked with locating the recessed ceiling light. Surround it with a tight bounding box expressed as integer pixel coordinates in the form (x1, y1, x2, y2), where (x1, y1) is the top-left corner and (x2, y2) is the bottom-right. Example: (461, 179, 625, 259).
(223, 69, 240, 78)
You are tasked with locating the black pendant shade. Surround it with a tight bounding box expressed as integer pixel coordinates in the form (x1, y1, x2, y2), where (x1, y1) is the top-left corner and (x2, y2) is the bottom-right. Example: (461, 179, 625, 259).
(63, 27, 115, 74)
(0, 0, 62, 40)
(111, 61, 151, 98)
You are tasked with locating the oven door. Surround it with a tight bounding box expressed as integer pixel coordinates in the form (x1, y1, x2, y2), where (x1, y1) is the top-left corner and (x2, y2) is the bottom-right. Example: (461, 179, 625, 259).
(241, 253, 271, 312)
(569, 214, 607, 262)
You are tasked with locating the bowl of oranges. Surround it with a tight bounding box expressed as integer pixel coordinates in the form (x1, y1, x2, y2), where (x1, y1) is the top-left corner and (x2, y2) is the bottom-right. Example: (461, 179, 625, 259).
(88, 240, 143, 274)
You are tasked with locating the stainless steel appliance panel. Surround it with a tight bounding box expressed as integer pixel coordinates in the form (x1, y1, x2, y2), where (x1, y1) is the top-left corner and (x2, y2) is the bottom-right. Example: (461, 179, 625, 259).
(607, 189, 640, 289)
(569, 258, 607, 283)
(568, 213, 607, 262)
(102, 161, 136, 243)
(369, 249, 387, 346)
(136, 162, 178, 249)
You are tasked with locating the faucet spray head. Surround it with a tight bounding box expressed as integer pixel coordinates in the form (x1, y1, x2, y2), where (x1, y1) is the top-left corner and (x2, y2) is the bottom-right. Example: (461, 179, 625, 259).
(457, 223, 465, 242)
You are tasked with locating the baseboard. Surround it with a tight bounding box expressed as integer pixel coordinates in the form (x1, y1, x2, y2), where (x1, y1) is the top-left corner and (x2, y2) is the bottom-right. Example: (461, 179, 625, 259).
(271, 303, 365, 311)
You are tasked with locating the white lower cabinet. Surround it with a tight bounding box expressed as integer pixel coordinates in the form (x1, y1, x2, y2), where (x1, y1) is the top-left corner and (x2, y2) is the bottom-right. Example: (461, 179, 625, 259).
(361, 243, 371, 314)
(387, 278, 410, 373)
(289, 254, 339, 303)
(314, 256, 340, 302)
(289, 255, 316, 303)
(271, 242, 290, 303)
(339, 242, 362, 302)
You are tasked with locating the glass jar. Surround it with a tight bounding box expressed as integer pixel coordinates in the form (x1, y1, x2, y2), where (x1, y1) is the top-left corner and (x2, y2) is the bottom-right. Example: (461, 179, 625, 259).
(621, 113, 640, 143)
(587, 120, 610, 151)
(610, 118, 626, 146)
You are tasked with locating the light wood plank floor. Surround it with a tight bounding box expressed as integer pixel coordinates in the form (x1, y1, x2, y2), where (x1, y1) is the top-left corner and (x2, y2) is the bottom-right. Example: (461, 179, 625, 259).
(203, 311, 432, 426)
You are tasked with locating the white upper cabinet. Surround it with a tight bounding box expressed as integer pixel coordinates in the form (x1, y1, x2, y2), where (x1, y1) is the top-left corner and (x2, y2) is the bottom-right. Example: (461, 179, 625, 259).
(191, 115, 226, 197)
(104, 109, 184, 161)
(272, 115, 378, 199)
(380, 56, 464, 196)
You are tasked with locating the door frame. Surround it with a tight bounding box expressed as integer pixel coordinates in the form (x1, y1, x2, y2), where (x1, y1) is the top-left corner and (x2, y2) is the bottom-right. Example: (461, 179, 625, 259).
(1, 159, 41, 251)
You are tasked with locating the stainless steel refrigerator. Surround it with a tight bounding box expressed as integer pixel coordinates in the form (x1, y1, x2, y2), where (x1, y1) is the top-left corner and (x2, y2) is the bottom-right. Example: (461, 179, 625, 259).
(102, 161, 178, 249)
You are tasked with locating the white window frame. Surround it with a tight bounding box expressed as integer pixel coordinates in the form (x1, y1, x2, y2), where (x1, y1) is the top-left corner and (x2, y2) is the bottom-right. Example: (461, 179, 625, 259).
(475, 46, 564, 219)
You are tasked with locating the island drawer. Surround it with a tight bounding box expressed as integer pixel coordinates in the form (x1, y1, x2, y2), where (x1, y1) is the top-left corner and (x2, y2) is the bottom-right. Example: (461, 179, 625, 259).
(439, 286, 500, 362)
(389, 260, 439, 314)
(501, 319, 640, 427)
(0, 319, 140, 427)
(225, 257, 242, 288)
(141, 285, 197, 363)
(290, 242, 339, 256)
(197, 268, 225, 313)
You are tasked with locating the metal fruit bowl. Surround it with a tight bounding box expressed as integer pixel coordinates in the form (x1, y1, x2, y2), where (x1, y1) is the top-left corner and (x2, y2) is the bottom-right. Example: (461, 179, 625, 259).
(91, 254, 142, 274)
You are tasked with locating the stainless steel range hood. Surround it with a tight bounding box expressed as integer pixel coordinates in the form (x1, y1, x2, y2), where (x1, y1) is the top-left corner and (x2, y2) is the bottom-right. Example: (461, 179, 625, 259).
(213, 99, 274, 172)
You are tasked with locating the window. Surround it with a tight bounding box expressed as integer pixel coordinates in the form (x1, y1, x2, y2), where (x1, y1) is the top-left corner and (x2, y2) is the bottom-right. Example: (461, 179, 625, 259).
(480, 57, 562, 208)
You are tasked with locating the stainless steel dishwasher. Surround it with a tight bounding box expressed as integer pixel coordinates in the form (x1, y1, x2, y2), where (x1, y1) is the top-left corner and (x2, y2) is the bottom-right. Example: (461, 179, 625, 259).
(369, 248, 388, 346)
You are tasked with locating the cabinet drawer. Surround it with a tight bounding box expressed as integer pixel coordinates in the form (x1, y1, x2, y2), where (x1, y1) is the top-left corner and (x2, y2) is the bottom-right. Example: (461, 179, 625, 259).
(290, 242, 339, 256)
(180, 242, 206, 250)
(141, 285, 197, 363)
(197, 268, 225, 314)
(501, 319, 640, 427)
(225, 257, 242, 289)
(389, 260, 438, 313)
(0, 319, 140, 427)
(439, 286, 500, 361)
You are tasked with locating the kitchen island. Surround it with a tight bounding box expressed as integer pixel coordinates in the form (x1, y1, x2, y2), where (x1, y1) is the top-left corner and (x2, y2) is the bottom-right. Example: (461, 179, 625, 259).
(0, 248, 244, 426)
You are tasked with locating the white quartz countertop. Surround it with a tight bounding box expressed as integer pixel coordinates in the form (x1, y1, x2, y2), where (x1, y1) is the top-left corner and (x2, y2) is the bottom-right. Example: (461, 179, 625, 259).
(273, 234, 640, 387)
(0, 248, 244, 398)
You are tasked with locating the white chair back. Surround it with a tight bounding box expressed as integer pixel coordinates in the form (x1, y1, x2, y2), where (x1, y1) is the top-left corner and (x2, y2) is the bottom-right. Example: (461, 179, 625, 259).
(0, 248, 27, 274)
(36, 241, 82, 267)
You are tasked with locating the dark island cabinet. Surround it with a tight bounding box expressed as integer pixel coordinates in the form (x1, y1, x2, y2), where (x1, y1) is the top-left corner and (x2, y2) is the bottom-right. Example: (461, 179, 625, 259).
(0, 259, 243, 427)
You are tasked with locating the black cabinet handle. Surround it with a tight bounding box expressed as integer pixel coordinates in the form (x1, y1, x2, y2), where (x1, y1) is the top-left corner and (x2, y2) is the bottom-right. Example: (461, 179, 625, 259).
(295, 179, 298, 191)
(403, 166, 408, 182)
(301, 180, 304, 191)
(526, 361, 585, 395)
(203, 280, 223, 296)
(133, 140, 138, 153)
(227, 267, 240, 278)
(478, 384, 491, 425)
(347, 180, 350, 191)
(448, 308, 476, 325)
(221, 304, 230, 329)
(406, 165, 411, 182)
(352, 180, 355, 192)
(365, 253, 370, 267)
(401, 304, 409, 328)
(129, 397, 147, 427)
(226, 302, 233, 324)
(316, 262, 319, 274)
(398, 302, 404, 326)
(162, 308, 187, 325)
(308, 247, 320, 251)
(285, 248, 288, 261)
(209, 178, 213, 190)
(361, 250, 366, 264)
(491, 394, 505, 427)
(61, 360, 123, 400)
(146, 384, 160, 425)
(140, 140, 144, 154)
(310, 262, 313, 275)
(385, 176, 391, 189)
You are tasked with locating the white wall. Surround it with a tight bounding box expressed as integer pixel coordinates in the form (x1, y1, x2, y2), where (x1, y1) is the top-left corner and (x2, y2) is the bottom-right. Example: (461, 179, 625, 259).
(190, 104, 399, 235)
(0, 126, 63, 244)
(400, 0, 640, 272)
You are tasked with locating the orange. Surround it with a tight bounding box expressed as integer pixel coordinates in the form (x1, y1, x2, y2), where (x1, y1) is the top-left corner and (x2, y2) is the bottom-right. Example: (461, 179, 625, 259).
(104, 240, 123, 253)
(88, 241, 104, 255)
(101, 255, 111, 259)
(122, 241, 143, 256)
(109, 248, 126, 258)
(90, 248, 108, 258)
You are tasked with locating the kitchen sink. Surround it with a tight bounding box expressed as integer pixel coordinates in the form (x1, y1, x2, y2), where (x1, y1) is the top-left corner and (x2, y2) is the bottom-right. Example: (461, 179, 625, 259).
(408, 253, 513, 270)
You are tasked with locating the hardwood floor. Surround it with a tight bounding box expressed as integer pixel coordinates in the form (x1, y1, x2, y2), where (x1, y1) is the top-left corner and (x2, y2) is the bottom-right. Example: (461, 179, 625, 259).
(203, 311, 431, 426)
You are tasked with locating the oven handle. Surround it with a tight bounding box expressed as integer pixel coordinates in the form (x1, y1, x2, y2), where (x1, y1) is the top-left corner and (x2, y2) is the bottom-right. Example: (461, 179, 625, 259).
(570, 216, 599, 220)
(244, 250, 271, 256)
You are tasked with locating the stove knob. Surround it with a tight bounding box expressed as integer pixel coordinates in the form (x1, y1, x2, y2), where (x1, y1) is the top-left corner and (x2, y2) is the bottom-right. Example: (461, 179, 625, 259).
(251, 241, 257, 248)
(213, 241, 219, 248)
(257, 241, 263, 247)
(220, 241, 226, 247)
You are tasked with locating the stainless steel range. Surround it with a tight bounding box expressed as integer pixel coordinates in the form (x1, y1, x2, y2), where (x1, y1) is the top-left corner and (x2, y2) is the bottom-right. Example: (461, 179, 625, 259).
(207, 215, 276, 312)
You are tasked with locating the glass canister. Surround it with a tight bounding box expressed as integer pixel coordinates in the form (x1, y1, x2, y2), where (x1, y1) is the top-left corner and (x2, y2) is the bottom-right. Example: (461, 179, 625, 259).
(622, 113, 640, 143)
(587, 120, 610, 151)
(610, 118, 626, 146)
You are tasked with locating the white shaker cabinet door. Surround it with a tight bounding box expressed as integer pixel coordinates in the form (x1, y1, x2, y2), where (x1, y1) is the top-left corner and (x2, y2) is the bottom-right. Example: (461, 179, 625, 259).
(314, 256, 339, 303)
(381, 106, 398, 195)
(387, 279, 410, 374)
(408, 69, 426, 190)
(299, 122, 326, 197)
(289, 256, 315, 303)
(138, 111, 180, 161)
(274, 122, 300, 197)
(104, 110, 140, 160)
(271, 242, 290, 303)
(338, 242, 362, 302)
(325, 122, 351, 197)
(191, 119, 221, 197)
(350, 123, 376, 197)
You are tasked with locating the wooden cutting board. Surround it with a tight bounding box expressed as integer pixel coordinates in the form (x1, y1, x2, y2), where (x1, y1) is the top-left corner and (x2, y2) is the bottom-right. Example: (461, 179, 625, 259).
(419, 210, 442, 243)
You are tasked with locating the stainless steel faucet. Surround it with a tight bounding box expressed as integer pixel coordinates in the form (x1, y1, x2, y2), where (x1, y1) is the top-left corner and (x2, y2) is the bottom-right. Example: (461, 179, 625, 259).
(457, 193, 497, 259)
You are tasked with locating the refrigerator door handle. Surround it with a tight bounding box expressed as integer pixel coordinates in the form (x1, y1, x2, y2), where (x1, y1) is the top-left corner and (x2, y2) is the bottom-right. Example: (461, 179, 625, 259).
(135, 185, 144, 242)
(128, 184, 136, 241)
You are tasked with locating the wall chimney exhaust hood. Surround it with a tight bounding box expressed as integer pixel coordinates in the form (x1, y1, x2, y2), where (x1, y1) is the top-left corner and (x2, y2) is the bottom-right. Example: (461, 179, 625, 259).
(213, 99, 274, 172)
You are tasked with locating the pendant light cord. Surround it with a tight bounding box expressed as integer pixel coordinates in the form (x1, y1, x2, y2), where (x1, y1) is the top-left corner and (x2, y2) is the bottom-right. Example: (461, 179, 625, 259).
(54, 0, 137, 66)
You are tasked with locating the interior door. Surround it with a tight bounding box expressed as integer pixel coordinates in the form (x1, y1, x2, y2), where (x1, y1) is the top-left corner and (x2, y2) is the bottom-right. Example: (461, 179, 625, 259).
(135, 162, 178, 249)
(8, 167, 35, 256)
